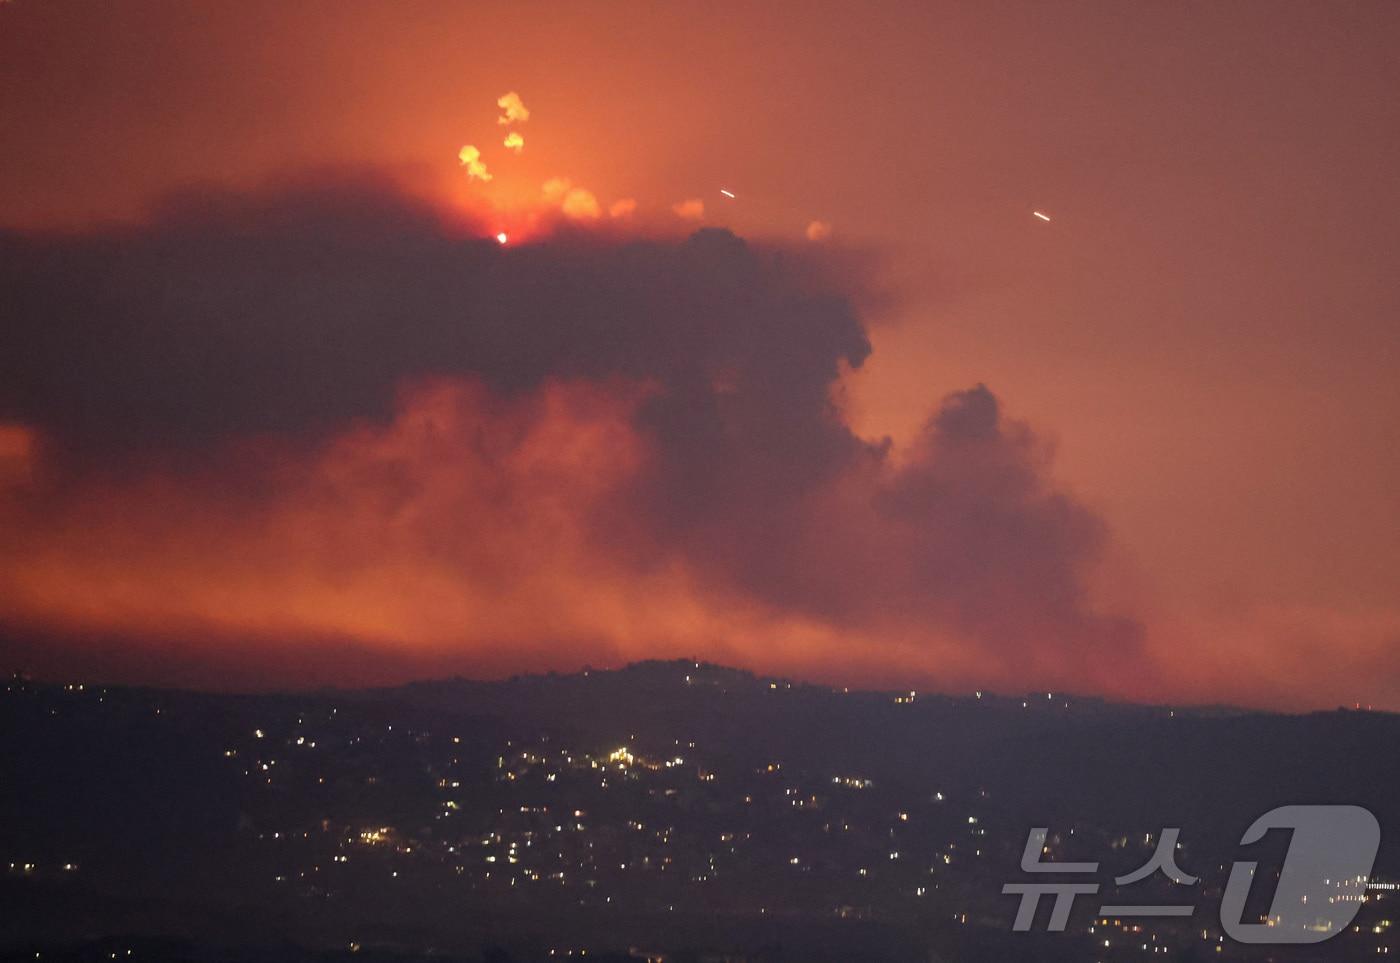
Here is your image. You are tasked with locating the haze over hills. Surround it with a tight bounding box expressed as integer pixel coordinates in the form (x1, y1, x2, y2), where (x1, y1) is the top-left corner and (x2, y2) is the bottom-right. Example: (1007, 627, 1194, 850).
(2, 660, 1396, 962)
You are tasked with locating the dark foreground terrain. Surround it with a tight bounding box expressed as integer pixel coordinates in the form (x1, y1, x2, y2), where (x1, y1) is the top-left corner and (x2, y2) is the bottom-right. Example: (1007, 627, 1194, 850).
(2, 661, 1396, 962)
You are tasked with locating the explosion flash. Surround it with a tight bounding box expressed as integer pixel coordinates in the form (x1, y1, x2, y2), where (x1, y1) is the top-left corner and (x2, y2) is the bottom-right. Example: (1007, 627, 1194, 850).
(503, 131, 524, 153)
(497, 91, 530, 126)
(458, 145, 492, 182)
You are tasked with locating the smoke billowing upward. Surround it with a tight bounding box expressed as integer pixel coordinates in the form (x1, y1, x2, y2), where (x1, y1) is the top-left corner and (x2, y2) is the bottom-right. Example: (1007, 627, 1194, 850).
(0, 174, 1140, 693)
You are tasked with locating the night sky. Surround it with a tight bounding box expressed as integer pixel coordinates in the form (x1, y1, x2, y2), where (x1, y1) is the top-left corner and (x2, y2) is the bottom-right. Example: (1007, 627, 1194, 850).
(1, 0, 1397, 710)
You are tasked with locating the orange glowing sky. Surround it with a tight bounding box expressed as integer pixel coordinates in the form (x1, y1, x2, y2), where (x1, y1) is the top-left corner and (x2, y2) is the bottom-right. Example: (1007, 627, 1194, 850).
(1, 0, 1397, 709)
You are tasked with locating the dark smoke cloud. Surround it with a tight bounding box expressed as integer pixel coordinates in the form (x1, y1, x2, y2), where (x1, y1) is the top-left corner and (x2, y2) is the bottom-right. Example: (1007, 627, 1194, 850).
(2, 176, 866, 455)
(0, 174, 1140, 681)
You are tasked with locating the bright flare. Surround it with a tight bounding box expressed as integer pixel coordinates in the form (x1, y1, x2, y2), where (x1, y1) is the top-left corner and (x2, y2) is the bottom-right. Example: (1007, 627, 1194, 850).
(503, 131, 524, 153)
(1033, 211, 1052, 222)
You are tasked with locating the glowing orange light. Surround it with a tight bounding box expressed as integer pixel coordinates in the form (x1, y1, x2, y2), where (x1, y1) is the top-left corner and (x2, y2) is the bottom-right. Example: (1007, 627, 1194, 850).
(496, 232, 509, 245)
(0, 423, 34, 462)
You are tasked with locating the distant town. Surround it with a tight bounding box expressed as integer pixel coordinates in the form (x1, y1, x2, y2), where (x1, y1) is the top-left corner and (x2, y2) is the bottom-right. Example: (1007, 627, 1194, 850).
(2, 662, 1395, 962)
